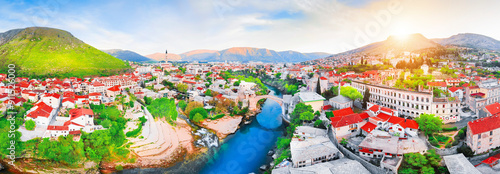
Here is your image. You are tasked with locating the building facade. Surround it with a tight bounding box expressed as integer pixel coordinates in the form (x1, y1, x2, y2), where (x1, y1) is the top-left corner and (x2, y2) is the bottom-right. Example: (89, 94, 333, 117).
(352, 81, 461, 122)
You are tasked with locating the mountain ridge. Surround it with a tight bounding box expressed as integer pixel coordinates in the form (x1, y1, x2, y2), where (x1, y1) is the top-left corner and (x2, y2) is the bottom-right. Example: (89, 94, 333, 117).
(146, 47, 330, 62)
(103, 49, 154, 62)
(432, 33, 500, 51)
(0, 27, 130, 78)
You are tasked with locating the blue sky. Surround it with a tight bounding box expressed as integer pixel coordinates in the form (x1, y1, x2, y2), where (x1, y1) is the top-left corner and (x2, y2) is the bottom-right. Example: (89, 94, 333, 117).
(1, 0, 500, 55)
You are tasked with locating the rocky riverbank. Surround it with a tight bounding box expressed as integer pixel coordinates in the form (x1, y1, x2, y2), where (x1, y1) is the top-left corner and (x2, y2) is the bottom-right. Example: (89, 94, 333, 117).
(199, 116, 243, 139)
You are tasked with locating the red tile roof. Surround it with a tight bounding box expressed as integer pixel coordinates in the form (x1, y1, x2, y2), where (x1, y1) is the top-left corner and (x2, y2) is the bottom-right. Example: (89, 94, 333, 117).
(485, 102, 500, 116)
(376, 113, 391, 121)
(69, 108, 94, 120)
(322, 105, 332, 111)
(26, 102, 53, 118)
(331, 107, 354, 117)
(107, 85, 121, 92)
(359, 112, 370, 120)
(47, 125, 68, 130)
(448, 87, 463, 93)
(330, 113, 364, 128)
(361, 122, 377, 133)
(368, 104, 380, 113)
(44, 93, 61, 99)
(468, 116, 500, 135)
(427, 82, 447, 87)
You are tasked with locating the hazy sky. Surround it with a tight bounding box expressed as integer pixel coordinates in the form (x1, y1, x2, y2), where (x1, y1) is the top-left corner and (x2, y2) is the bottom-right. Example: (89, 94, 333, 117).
(1, 0, 499, 55)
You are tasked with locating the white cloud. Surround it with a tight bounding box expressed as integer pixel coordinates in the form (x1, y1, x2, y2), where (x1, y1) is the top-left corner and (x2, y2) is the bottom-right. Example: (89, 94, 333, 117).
(1, 0, 500, 55)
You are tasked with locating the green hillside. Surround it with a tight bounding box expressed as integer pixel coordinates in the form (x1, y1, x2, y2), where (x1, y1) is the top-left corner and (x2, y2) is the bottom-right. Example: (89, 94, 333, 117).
(0, 27, 131, 78)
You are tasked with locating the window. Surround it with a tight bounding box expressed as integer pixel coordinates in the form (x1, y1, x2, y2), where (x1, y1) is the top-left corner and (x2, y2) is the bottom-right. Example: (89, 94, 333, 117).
(479, 134, 482, 139)
(491, 131, 493, 136)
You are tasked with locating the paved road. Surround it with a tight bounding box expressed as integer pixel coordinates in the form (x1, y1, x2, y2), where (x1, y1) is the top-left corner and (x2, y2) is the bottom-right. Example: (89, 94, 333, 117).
(442, 116, 473, 129)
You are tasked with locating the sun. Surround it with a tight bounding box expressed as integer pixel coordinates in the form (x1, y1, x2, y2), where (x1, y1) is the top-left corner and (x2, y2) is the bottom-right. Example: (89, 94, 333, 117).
(390, 21, 413, 39)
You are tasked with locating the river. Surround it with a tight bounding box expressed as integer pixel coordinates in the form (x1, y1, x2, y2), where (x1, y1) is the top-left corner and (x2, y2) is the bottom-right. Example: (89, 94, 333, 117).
(121, 85, 285, 174)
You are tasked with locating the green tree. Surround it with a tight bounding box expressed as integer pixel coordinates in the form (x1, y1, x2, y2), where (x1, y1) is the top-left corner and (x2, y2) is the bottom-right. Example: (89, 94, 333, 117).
(290, 103, 314, 124)
(25, 119, 36, 130)
(185, 101, 204, 116)
(189, 107, 208, 121)
(340, 86, 362, 101)
(433, 88, 442, 98)
(205, 89, 213, 97)
(300, 111, 314, 123)
(314, 120, 323, 127)
(316, 77, 321, 94)
(425, 149, 441, 167)
(276, 137, 291, 149)
(275, 72, 282, 79)
(233, 80, 241, 86)
(405, 153, 428, 168)
(192, 113, 204, 123)
(176, 83, 188, 93)
(362, 87, 370, 109)
(101, 119, 112, 128)
(415, 114, 443, 135)
(421, 166, 435, 174)
(178, 100, 187, 111)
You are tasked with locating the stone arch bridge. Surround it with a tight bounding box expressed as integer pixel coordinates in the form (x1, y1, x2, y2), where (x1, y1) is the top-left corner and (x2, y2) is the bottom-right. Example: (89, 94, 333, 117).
(248, 95, 286, 115)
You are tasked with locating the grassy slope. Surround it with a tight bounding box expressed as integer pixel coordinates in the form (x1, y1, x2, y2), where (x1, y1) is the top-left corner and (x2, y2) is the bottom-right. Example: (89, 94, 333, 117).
(0, 27, 130, 78)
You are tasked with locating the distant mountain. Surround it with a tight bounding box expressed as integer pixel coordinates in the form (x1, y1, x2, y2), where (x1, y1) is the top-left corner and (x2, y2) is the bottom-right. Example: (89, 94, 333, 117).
(103, 49, 153, 62)
(145, 53, 182, 61)
(432, 33, 500, 51)
(169, 47, 330, 63)
(0, 27, 130, 77)
(180, 49, 218, 61)
(343, 33, 442, 55)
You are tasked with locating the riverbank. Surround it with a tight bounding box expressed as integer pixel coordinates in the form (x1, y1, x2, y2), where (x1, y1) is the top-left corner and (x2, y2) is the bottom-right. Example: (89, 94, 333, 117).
(199, 116, 243, 139)
(1, 159, 99, 174)
(104, 117, 201, 172)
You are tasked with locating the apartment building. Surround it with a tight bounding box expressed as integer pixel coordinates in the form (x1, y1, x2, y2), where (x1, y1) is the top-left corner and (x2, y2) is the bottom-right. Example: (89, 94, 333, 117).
(351, 81, 461, 123)
(466, 79, 500, 114)
(467, 115, 500, 154)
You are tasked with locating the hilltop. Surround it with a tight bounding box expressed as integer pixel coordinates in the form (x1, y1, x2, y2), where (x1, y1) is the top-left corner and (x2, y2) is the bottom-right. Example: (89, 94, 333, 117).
(432, 33, 500, 51)
(103, 49, 154, 62)
(0, 27, 130, 78)
(342, 33, 442, 55)
(147, 47, 330, 63)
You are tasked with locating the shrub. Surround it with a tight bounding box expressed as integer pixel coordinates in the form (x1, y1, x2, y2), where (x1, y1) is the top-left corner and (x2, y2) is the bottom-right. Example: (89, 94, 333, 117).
(435, 134, 451, 143)
(25, 119, 36, 130)
(138, 116, 147, 126)
(126, 125, 142, 137)
(325, 112, 333, 118)
(442, 127, 458, 132)
(178, 100, 187, 111)
(211, 114, 225, 120)
(189, 107, 208, 121)
(457, 129, 466, 140)
(115, 165, 123, 171)
(457, 145, 474, 157)
(445, 143, 452, 148)
(314, 120, 323, 127)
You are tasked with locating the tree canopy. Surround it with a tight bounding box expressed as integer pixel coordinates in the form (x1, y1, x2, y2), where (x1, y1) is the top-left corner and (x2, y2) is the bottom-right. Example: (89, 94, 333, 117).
(300, 111, 314, 122)
(415, 114, 443, 135)
(340, 86, 362, 101)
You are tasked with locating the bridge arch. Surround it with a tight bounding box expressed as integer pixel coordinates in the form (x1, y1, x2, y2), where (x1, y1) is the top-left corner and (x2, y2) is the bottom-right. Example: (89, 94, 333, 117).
(248, 95, 283, 111)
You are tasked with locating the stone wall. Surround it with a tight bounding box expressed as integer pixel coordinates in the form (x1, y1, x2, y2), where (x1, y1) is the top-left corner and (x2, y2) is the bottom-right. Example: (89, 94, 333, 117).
(424, 134, 461, 156)
(328, 128, 387, 174)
